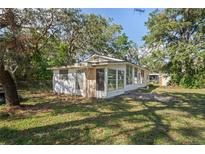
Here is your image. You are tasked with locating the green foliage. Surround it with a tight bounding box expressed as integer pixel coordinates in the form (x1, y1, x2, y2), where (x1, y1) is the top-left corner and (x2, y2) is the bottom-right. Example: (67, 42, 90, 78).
(140, 49, 166, 73)
(144, 9, 205, 88)
(44, 10, 139, 66)
(32, 52, 52, 80)
(112, 34, 129, 58)
(179, 74, 204, 88)
(1, 8, 140, 82)
(0, 9, 57, 82)
(47, 42, 70, 67)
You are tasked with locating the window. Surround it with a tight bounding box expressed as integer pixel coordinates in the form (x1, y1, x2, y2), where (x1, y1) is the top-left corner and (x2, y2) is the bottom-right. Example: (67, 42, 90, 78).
(75, 70, 83, 90)
(126, 65, 133, 85)
(134, 68, 138, 84)
(141, 70, 145, 83)
(149, 75, 159, 82)
(108, 69, 116, 91)
(59, 70, 68, 80)
(96, 69, 105, 91)
(138, 71, 141, 83)
(134, 68, 138, 78)
(118, 70, 124, 89)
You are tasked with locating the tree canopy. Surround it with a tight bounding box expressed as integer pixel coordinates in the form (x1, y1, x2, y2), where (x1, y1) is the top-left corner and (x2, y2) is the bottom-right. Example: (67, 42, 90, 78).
(143, 8, 205, 88)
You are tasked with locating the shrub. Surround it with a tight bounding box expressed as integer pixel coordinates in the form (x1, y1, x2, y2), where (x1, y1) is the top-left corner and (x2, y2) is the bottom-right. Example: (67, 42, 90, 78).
(179, 74, 204, 88)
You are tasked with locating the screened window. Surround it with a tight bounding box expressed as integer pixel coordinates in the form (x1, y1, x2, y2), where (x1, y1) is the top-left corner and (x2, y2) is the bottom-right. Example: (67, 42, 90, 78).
(59, 70, 68, 80)
(134, 68, 138, 84)
(134, 68, 138, 78)
(108, 69, 116, 91)
(75, 70, 84, 90)
(96, 69, 105, 91)
(118, 70, 124, 89)
(126, 65, 133, 85)
(138, 71, 141, 83)
(141, 70, 145, 83)
(147, 72, 149, 81)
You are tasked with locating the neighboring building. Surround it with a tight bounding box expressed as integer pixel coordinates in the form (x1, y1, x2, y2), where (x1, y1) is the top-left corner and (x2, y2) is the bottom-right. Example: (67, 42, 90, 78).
(149, 73, 171, 86)
(51, 54, 149, 98)
(160, 74, 171, 86)
(149, 73, 160, 84)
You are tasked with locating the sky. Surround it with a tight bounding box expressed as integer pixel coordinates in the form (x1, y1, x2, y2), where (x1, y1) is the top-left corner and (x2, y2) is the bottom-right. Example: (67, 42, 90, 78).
(81, 8, 156, 46)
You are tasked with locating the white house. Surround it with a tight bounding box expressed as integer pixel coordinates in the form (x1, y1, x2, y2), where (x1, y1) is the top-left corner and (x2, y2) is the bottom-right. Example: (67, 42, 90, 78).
(149, 73, 171, 86)
(51, 54, 149, 98)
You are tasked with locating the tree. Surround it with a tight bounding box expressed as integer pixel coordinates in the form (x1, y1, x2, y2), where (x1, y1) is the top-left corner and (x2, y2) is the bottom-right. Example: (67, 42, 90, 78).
(144, 9, 205, 88)
(0, 9, 55, 105)
(73, 14, 123, 61)
(47, 11, 124, 65)
(139, 45, 167, 72)
(112, 34, 140, 64)
(10, 9, 129, 80)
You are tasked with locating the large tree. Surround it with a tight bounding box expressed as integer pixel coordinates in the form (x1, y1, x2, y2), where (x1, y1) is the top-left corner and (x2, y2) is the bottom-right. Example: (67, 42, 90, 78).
(144, 9, 205, 88)
(47, 11, 127, 65)
(0, 9, 55, 105)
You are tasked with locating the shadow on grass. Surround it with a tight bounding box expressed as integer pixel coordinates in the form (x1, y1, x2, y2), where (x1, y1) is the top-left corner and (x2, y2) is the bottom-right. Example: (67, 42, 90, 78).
(129, 85, 159, 94)
(0, 108, 169, 144)
(20, 96, 135, 115)
(0, 88, 205, 144)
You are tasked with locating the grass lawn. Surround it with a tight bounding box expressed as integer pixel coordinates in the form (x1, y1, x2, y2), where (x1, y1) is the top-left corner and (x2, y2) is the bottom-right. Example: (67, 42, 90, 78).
(0, 86, 205, 144)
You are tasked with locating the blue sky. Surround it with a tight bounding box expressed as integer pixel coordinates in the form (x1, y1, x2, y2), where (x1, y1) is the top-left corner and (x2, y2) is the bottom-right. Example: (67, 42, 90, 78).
(81, 8, 156, 46)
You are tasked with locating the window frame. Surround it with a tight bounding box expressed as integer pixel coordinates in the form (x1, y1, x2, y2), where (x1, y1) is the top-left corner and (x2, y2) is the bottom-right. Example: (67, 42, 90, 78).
(118, 70, 124, 89)
(141, 70, 145, 83)
(126, 65, 133, 85)
(96, 68, 105, 91)
(134, 67, 138, 84)
(59, 70, 68, 80)
(134, 68, 138, 78)
(108, 69, 117, 91)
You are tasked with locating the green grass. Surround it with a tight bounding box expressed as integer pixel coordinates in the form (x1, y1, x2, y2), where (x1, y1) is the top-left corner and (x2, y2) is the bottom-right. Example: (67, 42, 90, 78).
(0, 86, 205, 144)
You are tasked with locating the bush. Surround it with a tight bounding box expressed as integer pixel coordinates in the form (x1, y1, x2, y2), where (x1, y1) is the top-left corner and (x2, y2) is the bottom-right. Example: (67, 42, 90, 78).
(171, 73, 181, 85)
(179, 74, 204, 88)
(170, 72, 204, 88)
(17, 80, 52, 92)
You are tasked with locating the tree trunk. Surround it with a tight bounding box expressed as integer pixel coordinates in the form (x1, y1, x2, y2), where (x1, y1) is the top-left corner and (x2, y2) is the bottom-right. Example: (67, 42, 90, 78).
(0, 63, 20, 106)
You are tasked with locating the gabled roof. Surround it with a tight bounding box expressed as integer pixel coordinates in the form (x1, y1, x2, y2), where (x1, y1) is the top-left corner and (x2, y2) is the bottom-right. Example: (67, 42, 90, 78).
(49, 54, 149, 71)
(84, 54, 124, 63)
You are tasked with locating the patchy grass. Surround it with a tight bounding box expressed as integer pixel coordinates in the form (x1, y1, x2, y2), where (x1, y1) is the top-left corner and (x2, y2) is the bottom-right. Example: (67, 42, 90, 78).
(0, 86, 205, 144)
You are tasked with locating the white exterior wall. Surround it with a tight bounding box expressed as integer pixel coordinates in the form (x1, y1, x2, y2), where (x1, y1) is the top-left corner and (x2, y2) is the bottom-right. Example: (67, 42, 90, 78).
(52, 64, 148, 99)
(53, 69, 86, 96)
(161, 76, 171, 86)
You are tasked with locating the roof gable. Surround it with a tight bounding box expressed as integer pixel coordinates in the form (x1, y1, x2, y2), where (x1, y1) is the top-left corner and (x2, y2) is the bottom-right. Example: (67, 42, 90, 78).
(84, 54, 124, 63)
(49, 54, 149, 71)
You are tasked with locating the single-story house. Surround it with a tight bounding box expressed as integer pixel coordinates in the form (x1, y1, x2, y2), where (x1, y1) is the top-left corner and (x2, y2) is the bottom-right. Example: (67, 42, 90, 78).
(149, 73, 171, 86)
(50, 54, 149, 98)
